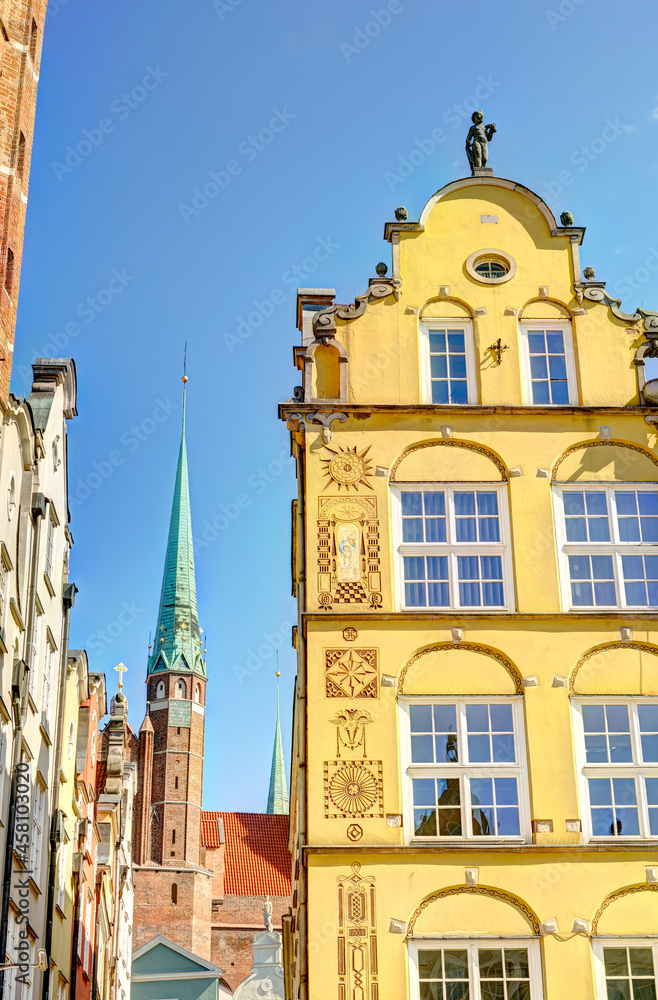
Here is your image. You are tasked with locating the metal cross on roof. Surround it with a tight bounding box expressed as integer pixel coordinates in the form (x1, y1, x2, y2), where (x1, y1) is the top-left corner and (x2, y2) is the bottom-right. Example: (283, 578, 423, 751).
(114, 661, 128, 691)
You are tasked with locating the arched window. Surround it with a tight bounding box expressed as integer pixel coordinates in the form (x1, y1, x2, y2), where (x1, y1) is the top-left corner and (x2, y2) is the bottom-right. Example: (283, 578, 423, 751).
(194, 684, 201, 703)
(171, 883, 177, 904)
(68, 720, 74, 759)
(155, 680, 165, 700)
(176, 679, 186, 699)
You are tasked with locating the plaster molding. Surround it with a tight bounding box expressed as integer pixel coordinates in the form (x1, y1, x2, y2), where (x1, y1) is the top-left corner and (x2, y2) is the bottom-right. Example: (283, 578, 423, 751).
(306, 411, 348, 444)
(407, 884, 540, 936)
(551, 438, 658, 482)
(591, 883, 658, 934)
(390, 438, 508, 482)
(582, 284, 658, 333)
(312, 278, 402, 335)
(397, 641, 523, 695)
(569, 640, 658, 694)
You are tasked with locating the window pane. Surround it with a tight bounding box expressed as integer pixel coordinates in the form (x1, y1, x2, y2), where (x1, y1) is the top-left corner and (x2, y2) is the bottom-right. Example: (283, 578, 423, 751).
(403, 518, 424, 542)
(564, 493, 585, 516)
(527, 332, 545, 353)
(604, 948, 629, 976)
(430, 354, 449, 379)
(414, 808, 437, 836)
(492, 734, 515, 763)
(447, 331, 465, 352)
(454, 493, 476, 516)
(505, 949, 530, 978)
(584, 733, 608, 764)
(531, 380, 550, 405)
(546, 331, 565, 353)
(490, 703, 513, 732)
(450, 381, 469, 404)
(432, 381, 450, 404)
(412, 778, 435, 804)
(590, 777, 613, 805)
(425, 493, 446, 516)
(549, 354, 567, 379)
(429, 332, 446, 352)
(419, 951, 444, 978)
(410, 704, 433, 731)
(449, 354, 467, 378)
(402, 492, 422, 516)
(411, 735, 434, 762)
(530, 355, 548, 379)
(630, 949, 655, 976)
(438, 808, 462, 836)
(479, 950, 503, 978)
(583, 704, 606, 732)
(466, 703, 489, 732)
(606, 705, 630, 733)
(468, 735, 490, 762)
(434, 704, 457, 732)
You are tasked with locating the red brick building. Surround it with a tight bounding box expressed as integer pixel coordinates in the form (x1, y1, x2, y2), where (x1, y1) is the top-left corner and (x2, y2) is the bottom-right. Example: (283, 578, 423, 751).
(0, 0, 48, 399)
(132, 384, 292, 990)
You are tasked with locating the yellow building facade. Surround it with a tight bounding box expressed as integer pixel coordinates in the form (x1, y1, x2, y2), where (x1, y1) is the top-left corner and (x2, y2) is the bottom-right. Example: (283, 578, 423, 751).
(281, 174, 658, 1000)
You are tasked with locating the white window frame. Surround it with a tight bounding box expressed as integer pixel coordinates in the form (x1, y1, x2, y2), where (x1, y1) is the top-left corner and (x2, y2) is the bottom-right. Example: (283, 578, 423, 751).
(392, 484, 514, 611)
(30, 777, 46, 878)
(45, 513, 55, 582)
(400, 697, 531, 844)
(554, 485, 658, 611)
(41, 633, 57, 728)
(55, 841, 68, 911)
(408, 938, 544, 1000)
(28, 606, 42, 702)
(519, 320, 578, 406)
(0, 550, 10, 634)
(573, 698, 658, 842)
(420, 318, 478, 405)
(593, 938, 658, 998)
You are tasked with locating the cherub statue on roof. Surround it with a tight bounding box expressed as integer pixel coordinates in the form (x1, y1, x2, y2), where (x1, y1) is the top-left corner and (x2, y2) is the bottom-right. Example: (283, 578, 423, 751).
(466, 110, 497, 172)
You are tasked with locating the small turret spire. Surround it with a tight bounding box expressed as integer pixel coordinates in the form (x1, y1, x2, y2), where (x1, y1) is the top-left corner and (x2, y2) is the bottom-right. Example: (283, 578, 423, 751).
(267, 668, 289, 815)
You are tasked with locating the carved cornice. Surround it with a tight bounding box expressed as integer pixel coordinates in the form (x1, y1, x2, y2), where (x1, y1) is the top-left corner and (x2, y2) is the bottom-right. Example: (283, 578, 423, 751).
(570, 640, 658, 695)
(307, 411, 348, 444)
(407, 884, 540, 936)
(582, 285, 658, 333)
(592, 883, 658, 934)
(313, 278, 402, 335)
(390, 438, 508, 482)
(397, 641, 523, 695)
(551, 438, 658, 481)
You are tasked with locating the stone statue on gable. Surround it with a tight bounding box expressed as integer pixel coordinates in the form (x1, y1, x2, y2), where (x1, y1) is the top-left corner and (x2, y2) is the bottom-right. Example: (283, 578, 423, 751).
(263, 896, 273, 932)
(466, 110, 497, 173)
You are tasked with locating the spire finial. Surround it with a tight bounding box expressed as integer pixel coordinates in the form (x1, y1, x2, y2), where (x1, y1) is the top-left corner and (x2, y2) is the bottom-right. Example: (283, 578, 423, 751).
(114, 661, 128, 691)
(267, 661, 288, 814)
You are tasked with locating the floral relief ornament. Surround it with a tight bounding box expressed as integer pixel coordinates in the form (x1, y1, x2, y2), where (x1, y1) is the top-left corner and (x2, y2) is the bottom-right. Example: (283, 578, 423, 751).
(324, 760, 383, 818)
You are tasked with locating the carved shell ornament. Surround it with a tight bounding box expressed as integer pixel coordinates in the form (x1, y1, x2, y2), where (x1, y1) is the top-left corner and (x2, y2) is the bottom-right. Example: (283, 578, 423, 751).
(322, 445, 374, 491)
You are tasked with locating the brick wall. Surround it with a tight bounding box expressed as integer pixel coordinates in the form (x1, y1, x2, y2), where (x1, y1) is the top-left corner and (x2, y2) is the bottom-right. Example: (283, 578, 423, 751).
(211, 894, 290, 990)
(0, 0, 48, 400)
(133, 866, 213, 960)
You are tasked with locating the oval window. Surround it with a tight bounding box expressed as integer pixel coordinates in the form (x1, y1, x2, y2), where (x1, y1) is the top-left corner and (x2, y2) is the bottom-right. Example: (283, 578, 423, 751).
(474, 259, 508, 279)
(465, 248, 517, 285)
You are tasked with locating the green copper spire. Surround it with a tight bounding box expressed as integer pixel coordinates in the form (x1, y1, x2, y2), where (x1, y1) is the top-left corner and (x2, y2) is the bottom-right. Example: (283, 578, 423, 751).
(148, 378, 205, 678)
(267, 672, 289, 814)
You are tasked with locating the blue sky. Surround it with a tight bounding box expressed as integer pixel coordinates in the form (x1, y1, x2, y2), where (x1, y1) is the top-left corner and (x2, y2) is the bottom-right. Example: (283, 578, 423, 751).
(13, 0, 658, 809)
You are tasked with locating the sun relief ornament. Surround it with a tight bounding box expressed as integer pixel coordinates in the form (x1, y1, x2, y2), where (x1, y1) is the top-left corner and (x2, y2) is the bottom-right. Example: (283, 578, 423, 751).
(324, 760, 383, 818)
(322, 445, 374, 492)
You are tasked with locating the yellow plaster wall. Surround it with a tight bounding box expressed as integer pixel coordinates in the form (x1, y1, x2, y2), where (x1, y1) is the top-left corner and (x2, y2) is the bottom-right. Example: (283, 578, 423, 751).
(333, 184, 641, 408)
(306, 856, 656, 1000)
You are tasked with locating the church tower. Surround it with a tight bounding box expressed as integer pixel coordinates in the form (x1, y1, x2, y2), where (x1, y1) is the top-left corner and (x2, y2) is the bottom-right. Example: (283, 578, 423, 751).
(133, 377, 213, 958)
(267, 671, 289, 814)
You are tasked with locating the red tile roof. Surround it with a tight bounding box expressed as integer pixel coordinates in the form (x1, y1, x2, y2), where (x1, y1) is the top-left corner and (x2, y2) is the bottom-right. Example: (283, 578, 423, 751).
(202, 811, 291, 897)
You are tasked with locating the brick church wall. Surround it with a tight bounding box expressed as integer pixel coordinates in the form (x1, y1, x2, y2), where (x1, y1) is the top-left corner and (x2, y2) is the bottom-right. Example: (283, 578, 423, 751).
(133, 866, 213, 960)
(211, 894, 290, 991)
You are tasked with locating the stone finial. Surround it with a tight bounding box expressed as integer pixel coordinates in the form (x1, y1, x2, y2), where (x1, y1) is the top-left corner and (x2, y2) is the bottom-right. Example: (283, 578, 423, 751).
(394, 206, 408, 221)
(560, 211, 574, 226)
